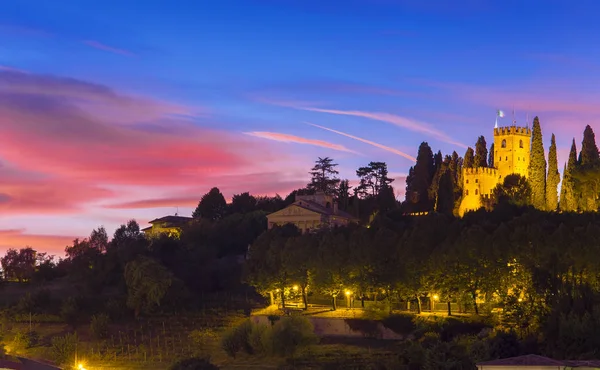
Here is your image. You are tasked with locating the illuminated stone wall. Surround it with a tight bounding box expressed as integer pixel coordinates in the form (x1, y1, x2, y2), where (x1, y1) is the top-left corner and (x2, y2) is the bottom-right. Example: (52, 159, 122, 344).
(458, 126, 532, 216)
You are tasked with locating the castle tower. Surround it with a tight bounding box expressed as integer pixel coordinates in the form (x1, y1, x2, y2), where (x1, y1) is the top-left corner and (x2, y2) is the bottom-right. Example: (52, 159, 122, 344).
(493, 126, 531, 180)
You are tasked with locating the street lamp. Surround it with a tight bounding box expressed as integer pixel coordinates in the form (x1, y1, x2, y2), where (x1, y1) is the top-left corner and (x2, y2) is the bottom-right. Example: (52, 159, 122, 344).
(345, 290, 352, 309)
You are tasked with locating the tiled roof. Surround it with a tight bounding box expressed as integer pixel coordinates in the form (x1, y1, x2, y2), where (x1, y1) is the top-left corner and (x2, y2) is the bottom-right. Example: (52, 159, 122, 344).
(477, 354, 600, 367)
(148, 215, 193, 224)
(293, 200, 358, 220)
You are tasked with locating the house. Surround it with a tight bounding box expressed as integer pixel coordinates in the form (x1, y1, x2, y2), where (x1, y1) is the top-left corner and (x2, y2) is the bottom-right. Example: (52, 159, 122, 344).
(267, 191, 358, 233)
(142, 215, 194, 238)
(477, 354, 600, 370)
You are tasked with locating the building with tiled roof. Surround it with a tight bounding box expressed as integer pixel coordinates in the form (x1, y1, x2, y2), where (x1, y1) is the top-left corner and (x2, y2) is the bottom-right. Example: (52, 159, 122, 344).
(477, 354, 600, 369)
(142, 215, 193, 238)
(267, 191, 358, 233)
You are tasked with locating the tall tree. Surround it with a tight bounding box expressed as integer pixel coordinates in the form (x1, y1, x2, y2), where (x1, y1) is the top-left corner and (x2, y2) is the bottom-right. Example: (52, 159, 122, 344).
(1, 248, 37, 282)
(546, 134, 560, 211)
(337, 179, 352, 211)
(193, 187, 227, 221)
(575, 125, 600, 211)
(464, 147, 475, 168)
(474, 136, 488, 168)
(124, 256, 174, 317)
(230, 192, 257, 214)
(405, 142, 435, 212)
(307, 157, 340, 194)
(488, 143, 495, 168)
(560, 139, 578, 212)
(579, 125, 600, 166)
(436, 170, 455, 216)
(527, 117, 547, 210)
(356, 162, 394, 198)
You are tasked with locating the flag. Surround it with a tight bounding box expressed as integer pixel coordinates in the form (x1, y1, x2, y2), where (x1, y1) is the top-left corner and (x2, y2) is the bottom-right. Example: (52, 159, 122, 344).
(497, 110, 505, 118)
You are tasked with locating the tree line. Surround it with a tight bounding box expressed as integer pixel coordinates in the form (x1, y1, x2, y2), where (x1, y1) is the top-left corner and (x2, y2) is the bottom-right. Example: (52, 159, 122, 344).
(402, 117, 600, 214)
(245, 205, 600, 359)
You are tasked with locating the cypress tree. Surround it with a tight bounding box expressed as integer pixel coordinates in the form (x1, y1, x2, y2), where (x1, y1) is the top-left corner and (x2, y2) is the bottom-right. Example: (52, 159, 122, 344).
(527, 117, 546, 209)
(546, 134, 560, 211)
(436, 169, 455, 216)
(464, 147, 475, 168)
(405, 142, 435, 212)
(579, 125, 600, 166)
(474, 136, 488, 168)
(559, 163, 568, 210)
(488, 143, 495, 168)
(578, 125, 600, 210)
(560, 139, 578, 211)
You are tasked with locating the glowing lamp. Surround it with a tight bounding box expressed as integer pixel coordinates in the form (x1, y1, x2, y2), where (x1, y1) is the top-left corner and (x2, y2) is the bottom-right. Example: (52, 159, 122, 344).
(433, 294, 439, 300)
(293, 285, 298, 291)
(345, 290, 351, 296)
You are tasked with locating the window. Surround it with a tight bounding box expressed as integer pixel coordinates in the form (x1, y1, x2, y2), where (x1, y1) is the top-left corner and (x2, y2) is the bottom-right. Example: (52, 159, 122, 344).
(502, 139, 507, 148)
(475, 189, 479, 195)
(466, 179, 469, 184)
(499, 156, 501, 161)
(519, 139, 523, 148)
(506, 156, 508, 161)
(475, 179, 478, 183)
(466, 190, 469, 195)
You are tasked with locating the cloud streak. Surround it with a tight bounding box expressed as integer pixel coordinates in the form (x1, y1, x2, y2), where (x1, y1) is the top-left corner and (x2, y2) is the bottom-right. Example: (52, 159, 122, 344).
(0, 229, 77, 255)
(245, 131, 358, 153)
(306, 122, 416, 161)
(300, 106, 467, 148)
(83, 40, 136, 57)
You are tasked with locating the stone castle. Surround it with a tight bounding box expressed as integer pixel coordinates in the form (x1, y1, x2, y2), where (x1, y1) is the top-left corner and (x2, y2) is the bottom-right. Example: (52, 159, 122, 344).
(458, 125, 532, 216)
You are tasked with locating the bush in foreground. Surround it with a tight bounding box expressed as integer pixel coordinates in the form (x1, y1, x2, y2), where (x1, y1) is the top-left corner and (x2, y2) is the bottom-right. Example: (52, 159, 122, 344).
(222, 316, 318, 358)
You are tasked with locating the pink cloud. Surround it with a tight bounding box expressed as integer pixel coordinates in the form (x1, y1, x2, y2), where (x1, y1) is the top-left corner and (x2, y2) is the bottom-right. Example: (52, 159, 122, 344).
(0, 229, 77, 256)
(105, 172, 308, 209)
(245, 131, 358, 153)
(83, 40, 135, 57)
(307, 122, 416, 161)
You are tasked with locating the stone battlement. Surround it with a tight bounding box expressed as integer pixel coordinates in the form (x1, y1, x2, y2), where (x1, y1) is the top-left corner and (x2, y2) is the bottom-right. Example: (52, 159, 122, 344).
(494, 126, 531, 136)
(463, 167, 498, 176)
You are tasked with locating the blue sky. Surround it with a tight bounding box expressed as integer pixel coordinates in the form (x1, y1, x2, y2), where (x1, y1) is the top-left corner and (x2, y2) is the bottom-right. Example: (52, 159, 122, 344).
(1, 0, 600, 253)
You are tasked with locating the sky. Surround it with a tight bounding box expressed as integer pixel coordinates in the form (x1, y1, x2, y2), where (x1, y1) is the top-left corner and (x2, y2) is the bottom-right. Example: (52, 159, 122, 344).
(2, 0, 600, 255)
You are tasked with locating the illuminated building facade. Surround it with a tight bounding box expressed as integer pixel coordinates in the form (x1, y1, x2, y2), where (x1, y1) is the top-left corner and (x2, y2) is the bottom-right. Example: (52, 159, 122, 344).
(267, 191, 358, 233)
(459, 125, 531, 216)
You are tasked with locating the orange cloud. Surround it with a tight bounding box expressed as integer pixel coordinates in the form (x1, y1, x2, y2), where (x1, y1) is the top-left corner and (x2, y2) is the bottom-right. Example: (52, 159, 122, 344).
(245, 131, 358, 153)
(306, 122, 416, 162)
(83, 40, 136, 57)
(0, 229, 77, 255)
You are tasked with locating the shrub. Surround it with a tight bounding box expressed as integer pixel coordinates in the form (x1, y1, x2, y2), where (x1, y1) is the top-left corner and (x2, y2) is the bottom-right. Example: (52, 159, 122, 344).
(419, 332, 440, 349)
(271, 316, 318, 357)
(50, 332, 78, 365)
(169, 357, 219, 370)
(248, 323, 272, 355)
(220, 320, 253, 358)
(90, 313, 110, 339)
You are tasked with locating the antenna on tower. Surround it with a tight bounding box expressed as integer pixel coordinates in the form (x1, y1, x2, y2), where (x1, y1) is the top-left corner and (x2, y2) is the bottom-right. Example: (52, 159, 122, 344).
(175, 206, 179, 216)
(512, 106, 516, 125)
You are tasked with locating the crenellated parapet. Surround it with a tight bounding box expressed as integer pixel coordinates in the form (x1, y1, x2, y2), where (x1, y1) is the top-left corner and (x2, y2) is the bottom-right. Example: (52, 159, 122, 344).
(463, 166, 498, 176)
(494, 126, 531, 137)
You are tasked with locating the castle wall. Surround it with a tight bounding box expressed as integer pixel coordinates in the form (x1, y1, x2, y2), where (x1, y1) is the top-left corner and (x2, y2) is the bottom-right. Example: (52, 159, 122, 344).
(459, 126, 532, 216)
(459, 167, 499, 216)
